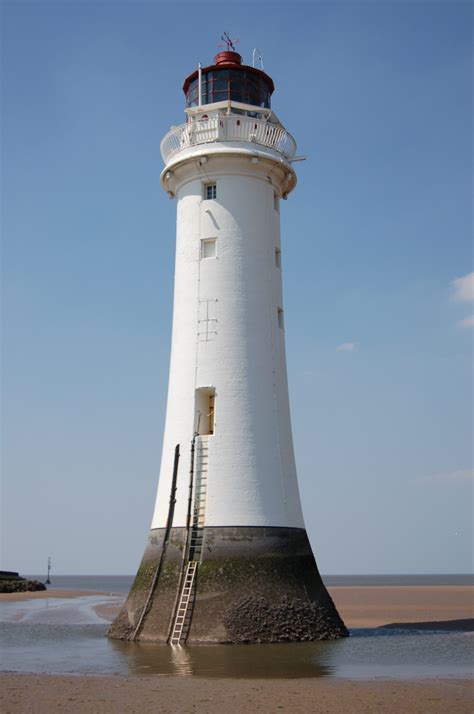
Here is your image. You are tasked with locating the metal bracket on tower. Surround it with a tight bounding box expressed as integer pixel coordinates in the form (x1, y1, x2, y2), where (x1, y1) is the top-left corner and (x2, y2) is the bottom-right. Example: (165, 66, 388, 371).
(198, 298, 218, 342)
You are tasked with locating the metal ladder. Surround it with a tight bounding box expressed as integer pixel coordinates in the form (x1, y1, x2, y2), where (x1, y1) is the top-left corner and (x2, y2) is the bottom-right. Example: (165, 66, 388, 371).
(169, 436, 209, 645)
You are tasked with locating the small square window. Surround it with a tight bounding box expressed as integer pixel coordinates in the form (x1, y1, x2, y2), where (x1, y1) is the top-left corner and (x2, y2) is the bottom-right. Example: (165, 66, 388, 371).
(204, 183, 217, 200)
(275, 248, 281, 269)
(201, 238, 217, 259)
(277, 308, 284, 330)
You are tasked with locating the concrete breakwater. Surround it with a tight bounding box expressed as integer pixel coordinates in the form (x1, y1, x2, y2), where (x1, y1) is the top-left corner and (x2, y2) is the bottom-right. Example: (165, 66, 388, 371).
(0, 571, 46, 594)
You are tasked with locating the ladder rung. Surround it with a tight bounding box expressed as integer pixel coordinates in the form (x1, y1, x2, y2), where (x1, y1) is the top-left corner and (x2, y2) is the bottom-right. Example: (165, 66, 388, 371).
(169, 435, 209, 645)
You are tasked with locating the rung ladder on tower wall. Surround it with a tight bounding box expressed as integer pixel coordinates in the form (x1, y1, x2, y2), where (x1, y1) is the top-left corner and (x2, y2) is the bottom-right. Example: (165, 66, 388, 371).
(169, 435, 209, 645)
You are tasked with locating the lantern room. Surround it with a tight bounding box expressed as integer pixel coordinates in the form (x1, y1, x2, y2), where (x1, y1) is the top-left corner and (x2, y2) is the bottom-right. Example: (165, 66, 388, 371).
(183, 51, 275, 112)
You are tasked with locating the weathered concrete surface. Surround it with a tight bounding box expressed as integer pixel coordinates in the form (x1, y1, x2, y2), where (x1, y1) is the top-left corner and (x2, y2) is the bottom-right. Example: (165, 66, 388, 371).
(108, 526, 348, 643)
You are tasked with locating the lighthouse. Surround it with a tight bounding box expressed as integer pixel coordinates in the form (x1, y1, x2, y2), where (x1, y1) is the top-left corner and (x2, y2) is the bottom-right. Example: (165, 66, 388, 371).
(109, 40, 347, 644)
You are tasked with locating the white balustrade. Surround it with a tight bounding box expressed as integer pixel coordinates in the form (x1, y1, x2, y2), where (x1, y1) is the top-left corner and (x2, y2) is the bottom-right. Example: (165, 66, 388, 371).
(160, 115, 296, 164)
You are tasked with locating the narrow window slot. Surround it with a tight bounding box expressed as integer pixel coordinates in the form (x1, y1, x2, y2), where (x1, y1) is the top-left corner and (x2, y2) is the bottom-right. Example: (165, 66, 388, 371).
(277, 308, 284, 330)
(275, 247, 281, 269)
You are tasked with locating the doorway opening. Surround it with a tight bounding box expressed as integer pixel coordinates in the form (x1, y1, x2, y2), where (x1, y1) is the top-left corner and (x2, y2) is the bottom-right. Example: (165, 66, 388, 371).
(195, 388, 216, 436)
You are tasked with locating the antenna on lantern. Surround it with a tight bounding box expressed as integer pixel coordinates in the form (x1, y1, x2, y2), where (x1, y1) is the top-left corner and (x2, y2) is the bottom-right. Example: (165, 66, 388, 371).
(252, 48, 264, 70)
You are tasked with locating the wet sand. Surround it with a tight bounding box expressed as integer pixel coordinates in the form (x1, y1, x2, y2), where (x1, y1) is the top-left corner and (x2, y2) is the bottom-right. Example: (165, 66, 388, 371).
(3, 585, 472, 630)
(1, 673, 472, 713)
(0, 589, 105, 602)
(1, 586, 473, 711)
(329, 585, 474, 628)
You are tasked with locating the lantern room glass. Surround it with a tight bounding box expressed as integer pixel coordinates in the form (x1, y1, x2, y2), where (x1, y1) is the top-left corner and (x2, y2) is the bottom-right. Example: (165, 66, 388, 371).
(186, 69, 272, 109)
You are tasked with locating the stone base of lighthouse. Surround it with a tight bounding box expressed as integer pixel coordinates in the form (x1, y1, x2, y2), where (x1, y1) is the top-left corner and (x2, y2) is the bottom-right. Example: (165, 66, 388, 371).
(108, 527, 348, 644)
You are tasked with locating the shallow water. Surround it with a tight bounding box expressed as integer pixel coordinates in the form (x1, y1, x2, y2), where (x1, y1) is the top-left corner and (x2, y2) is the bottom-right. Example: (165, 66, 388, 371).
(1, 593, 472, 679)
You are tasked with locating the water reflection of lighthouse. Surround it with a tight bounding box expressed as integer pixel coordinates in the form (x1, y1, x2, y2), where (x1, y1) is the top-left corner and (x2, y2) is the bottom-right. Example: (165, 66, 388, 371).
(109, 38, 347, 645)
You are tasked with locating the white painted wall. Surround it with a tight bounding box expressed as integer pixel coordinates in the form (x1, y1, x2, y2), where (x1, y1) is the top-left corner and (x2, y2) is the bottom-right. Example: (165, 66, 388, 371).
(151, 140, 305, 530)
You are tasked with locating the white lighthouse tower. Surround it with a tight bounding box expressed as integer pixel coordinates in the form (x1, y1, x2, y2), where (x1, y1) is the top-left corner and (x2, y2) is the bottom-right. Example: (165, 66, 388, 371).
(110, 41, 347, 645)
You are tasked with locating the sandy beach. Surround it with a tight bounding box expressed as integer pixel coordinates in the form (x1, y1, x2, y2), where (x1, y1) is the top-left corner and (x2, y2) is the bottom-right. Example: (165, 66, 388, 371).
(0, 589, 105, 602)
(2, 584, 472, 629)
(1, 585, 472, 712)
(1, 673, 472, 713)
(329, 585, 474, 628)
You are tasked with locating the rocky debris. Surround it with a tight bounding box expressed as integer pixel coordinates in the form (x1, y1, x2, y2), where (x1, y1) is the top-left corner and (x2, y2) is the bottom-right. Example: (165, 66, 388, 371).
(107, 609, 135, 640)
(0, 571, 46, 593)
(223, 595, 349, 643)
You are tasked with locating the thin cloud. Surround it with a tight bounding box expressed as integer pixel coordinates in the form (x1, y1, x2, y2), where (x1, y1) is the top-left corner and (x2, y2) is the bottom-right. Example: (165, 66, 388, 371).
(452, 272, 474, 302)
(336, 342, 359, 352)
(457, 314, 474, 329)
(421, 468, 473, 485)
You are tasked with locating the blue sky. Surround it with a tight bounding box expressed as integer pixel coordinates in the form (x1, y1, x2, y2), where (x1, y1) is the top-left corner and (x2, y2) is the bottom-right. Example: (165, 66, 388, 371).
(2, 0, 472, 575)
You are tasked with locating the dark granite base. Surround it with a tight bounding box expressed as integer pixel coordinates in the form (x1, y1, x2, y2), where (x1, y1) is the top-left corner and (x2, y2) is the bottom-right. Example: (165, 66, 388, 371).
(108, 526, 348, 644)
